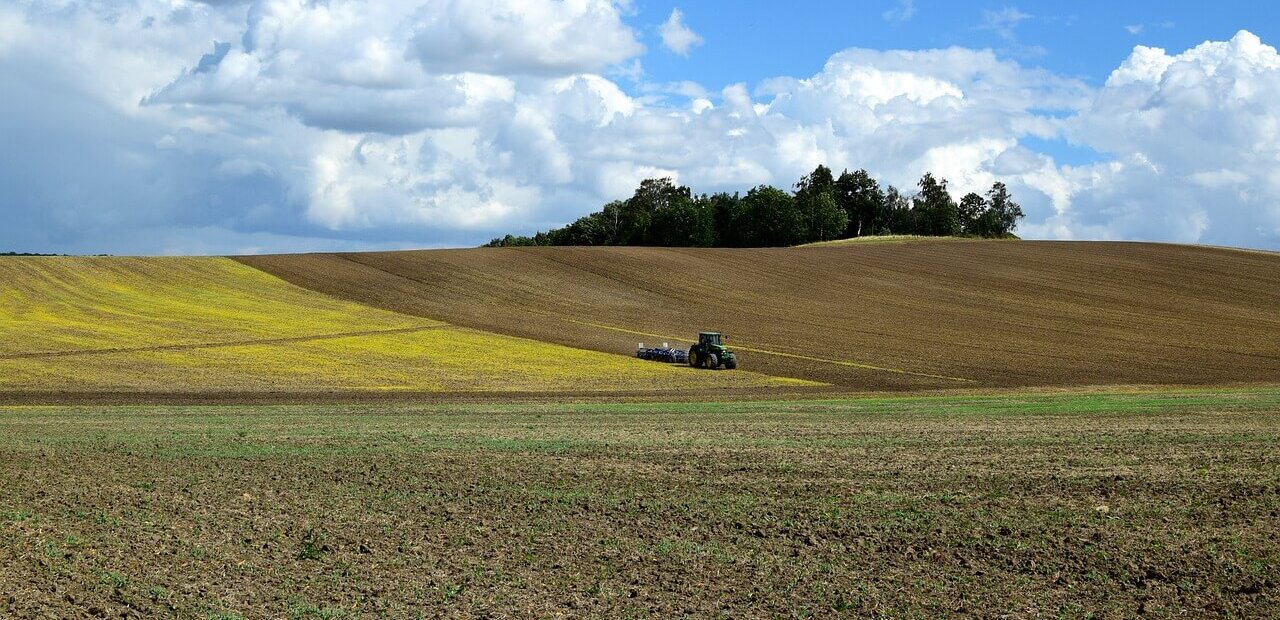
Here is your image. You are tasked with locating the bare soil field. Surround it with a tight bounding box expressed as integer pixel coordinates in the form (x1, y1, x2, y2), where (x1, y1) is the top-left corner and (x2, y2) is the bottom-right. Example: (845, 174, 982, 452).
(240, 240, 1280, 392)
(2, 389, 1277, 617)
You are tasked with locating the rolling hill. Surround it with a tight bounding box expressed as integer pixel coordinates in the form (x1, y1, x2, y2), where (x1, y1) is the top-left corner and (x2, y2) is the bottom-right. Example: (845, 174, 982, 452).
(0, 257, 806, 397)
(239, 240, 1280, 392)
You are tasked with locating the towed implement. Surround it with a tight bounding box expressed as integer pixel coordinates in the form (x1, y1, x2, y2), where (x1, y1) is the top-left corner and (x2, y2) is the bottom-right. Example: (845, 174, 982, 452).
(636, 342, 689, 364)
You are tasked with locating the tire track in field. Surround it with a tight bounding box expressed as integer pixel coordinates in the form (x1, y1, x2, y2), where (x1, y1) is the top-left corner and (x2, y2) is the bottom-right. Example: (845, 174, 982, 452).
(0, 325, 453, 360)
(565, 319, 976, 383)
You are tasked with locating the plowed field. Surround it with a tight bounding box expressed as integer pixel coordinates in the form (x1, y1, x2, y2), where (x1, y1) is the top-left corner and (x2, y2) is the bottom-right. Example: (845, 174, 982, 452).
(240, 240, 1280, 392)
(3, 390, 1277, 617)
(0, 257, 807, 396)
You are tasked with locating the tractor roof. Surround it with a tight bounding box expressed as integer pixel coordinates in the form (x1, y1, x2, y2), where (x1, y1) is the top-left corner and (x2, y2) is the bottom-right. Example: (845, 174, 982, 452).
(699, 331, 720, 336)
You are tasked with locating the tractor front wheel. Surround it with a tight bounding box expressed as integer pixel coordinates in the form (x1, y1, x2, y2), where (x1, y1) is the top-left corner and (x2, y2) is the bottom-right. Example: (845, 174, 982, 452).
(725, 358, 737, 370)
(707, 353, 719, 370)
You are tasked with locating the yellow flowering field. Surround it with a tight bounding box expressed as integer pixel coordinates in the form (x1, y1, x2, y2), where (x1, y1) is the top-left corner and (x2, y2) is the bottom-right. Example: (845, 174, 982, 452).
(0, 257, 815, 393)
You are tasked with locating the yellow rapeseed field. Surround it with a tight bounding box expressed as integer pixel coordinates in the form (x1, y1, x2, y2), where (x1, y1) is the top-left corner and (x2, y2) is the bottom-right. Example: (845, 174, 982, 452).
(0, 257, 814, 393)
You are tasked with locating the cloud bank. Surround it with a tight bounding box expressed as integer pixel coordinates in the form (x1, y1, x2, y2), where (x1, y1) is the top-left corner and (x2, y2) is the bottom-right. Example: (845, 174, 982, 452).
(1, 1, 1278, 254)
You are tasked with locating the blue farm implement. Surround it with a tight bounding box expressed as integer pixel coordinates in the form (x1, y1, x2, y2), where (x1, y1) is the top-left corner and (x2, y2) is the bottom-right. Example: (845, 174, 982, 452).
(636, 342, 689, 364)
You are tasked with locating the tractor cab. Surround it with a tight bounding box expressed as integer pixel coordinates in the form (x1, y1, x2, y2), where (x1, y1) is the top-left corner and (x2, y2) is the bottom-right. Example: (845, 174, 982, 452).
(688, 332, 738, 370)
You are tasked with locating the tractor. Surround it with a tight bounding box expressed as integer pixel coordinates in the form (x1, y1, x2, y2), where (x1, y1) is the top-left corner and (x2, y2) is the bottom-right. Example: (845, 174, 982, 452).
(688, 332, 737, 370)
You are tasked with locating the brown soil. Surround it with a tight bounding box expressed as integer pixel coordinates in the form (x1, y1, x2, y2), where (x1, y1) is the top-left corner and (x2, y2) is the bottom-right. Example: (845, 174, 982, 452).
(2, 393, 1277, 618)
(238, 240, 1280, 392)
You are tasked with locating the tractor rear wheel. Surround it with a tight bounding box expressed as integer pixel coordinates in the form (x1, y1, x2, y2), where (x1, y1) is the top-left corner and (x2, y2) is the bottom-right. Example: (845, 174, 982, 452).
(707, 353, 719, 370)
(688, 351, 699, 367)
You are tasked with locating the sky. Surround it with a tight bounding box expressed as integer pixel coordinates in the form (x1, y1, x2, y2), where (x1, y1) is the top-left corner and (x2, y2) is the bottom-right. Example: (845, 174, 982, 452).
(2, 0, 1279, 255)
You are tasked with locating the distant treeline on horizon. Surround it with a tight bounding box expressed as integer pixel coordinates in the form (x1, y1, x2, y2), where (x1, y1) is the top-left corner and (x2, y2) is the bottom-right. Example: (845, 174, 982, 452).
(485, 165, 1024, 248)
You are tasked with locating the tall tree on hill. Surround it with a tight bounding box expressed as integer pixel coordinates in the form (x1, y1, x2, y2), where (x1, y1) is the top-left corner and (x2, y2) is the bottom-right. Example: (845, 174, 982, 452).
(740, 185, 806, 246)
(978, 181, 1025, 237)
(881, 185, 912, 234)
(620, 178, 692, 244)
(795, 164, 836, 197)
(651, 194, 714, 246)
(911, 173, 960, 236)
(801, 192, 847, 242)
(794, 165, 847, 242)
(836, 169, 886, 237)
(597, 200, 626, 244)
(708, 192, 747, 246)
(958, 192, 987, 236)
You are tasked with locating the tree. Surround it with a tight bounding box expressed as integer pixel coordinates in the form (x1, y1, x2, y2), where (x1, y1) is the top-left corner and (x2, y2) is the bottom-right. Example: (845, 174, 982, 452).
(800, 192, 847, 242)
(597, 200, 626, 244)
(707, 192, 747, 246)
(651, 194, 714, 246)
(835, 169, 886, 237)
(620, 177, 692, 245)
(740, 185, 806, 246)
(957, 192, 987, 236)
(794, 165, 836, 199)
(795, 165, 847, 242)
(481, 166, 1019, 247)
(911, 173, 960, 236)
(976, 181, 1024, 237)
(484, 234, 541, 247)
(546, 213, 608, 245)
(881, 185, 913, 234)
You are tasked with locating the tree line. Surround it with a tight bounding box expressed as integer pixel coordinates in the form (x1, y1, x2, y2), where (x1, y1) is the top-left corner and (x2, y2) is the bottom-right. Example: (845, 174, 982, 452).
(485, 165, 1023, 248)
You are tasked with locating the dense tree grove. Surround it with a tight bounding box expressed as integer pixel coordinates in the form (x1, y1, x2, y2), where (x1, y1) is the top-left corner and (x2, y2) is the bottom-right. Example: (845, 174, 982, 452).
(485, 166, 1023, 248)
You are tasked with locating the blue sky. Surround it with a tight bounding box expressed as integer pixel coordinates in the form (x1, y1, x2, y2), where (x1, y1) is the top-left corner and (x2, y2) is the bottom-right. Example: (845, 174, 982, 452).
(2, 1, 1279, 254)
(640, 1, 1278, 83)
(636, 0, 1280, 166)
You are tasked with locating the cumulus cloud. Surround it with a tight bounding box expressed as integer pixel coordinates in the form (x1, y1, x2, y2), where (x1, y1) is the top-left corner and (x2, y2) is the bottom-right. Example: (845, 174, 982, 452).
(1040, 30, 1280, 246)
(659, 8, 703, 56)
(1, 2, 1278, 253)
(409, 0, 643, 75)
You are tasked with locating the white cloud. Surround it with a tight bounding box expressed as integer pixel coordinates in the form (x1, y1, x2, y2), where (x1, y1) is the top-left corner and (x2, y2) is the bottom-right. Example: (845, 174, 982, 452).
(1126, 24, 1144, 35)
(1058, 30, 1280, 246)
(409, 0, 643, 75)
(1, 3, 1278, 253)
(659, 8, 703, 56)
(144, 1, 618, 135)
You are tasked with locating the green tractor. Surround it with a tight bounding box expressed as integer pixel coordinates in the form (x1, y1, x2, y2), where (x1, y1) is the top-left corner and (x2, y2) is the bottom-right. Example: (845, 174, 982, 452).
(688, 332, 737, 370)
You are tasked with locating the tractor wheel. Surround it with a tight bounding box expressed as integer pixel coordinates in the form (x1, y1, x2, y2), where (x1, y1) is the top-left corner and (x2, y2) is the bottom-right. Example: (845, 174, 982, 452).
(707, 353, 719, 370)
(688, 351, 699, 367)
(725, 358, 737, 370)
